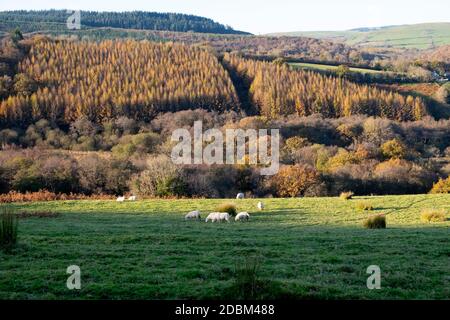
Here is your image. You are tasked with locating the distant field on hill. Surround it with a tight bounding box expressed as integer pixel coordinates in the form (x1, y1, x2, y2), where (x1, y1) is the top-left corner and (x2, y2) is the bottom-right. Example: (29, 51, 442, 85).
(270, 23, 450, 49)
(289, 62, 385, 74)
(1, 194, 448, 299)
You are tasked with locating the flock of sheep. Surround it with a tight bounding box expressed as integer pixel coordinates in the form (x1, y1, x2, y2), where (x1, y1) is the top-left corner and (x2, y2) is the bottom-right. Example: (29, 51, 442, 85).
(186, 193, 264, 223)
(185, 210, 252, 222)
(116, 195, 137, 202)
(116, 193, 264, 223)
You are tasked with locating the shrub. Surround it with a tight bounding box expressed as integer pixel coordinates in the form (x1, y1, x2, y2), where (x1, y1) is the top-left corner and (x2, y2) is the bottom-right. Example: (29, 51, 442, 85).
(283, 136, 309, 153)
(356, 201, 373, 211)
(435, 83, 450, 104)
(130, 155, 186, 197)
(271, 164, 321, 197)
(324, 149, 363, 172)
(340, 191, 354, 200)
(112, 132, 160, 158)
(77, 155, 109, 194)
(222, 255, 291, 300)
(216, 203, 237, 216)
(374, 159, 435, 194)
(0, 208, 18, 250)
(381, 139, 406, 159)
(233, 256, 261, 299)
(0, 128, 18, 146)
(155, 176, 187, 198)
(363, 214, 386, 229)
(429, 177, 450, 194)
(420, 209, 447, 223)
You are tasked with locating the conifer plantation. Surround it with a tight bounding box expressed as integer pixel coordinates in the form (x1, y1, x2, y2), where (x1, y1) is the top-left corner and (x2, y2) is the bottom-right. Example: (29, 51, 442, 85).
(223, 54, 427, 121)
(0, 38, 432, 127)
(0, 39, 240, 126)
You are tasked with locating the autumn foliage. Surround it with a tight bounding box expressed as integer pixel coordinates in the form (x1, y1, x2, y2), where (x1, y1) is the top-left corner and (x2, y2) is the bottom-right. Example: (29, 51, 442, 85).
(271, 164, 321, 197)
(0, 39, 239, 126)
(429, 177, 450, 194)
(0, 190, 113, 203)
(223, 54, 427, 121)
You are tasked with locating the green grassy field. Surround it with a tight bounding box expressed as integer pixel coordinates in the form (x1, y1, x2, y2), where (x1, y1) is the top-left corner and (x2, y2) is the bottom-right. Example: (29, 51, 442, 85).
(0, 194, 449, 300)
(289, 62, 385, 74)
(272, 23, 450, 49)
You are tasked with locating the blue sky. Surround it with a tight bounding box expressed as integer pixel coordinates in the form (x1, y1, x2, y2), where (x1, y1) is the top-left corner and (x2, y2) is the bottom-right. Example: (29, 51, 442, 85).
(1, 0, 448, 34)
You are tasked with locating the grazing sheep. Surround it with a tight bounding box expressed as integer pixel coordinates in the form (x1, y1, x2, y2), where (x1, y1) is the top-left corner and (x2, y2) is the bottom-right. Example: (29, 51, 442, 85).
(205, 212, 221, 223)
(205, 212, 230, 223)
(116, 196, 125, 202)
(219, 212, 231, 222)
(235, 212, 250, 222)
(185, 211, 201, 220)
(257, 201, 264, 210)
(128, 195, 137, 201)
(236, 193, 245, 199)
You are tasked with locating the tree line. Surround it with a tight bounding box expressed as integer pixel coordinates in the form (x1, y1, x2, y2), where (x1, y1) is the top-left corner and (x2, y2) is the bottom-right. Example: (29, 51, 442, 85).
(0, 10, 249, 35)
(1, 111, 449, 197)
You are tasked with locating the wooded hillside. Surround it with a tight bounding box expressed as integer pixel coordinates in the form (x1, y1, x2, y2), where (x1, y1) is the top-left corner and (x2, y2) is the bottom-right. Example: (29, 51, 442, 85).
(223, 54, 427, 121)
(0, 10, 249, 34)
(0, 39, 240, 126)
(0, 38, 432, 127)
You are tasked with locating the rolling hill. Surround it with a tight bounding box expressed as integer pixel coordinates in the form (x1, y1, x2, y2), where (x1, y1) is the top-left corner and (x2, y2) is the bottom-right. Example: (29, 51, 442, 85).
(269, 23, 450, 49)
(0, 10, 250, 35)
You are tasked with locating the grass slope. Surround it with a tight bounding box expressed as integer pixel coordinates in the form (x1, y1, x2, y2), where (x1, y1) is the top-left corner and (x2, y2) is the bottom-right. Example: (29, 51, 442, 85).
(0, 194, 449, 299)
(270, 23, 450, 49)
(289, 62, 385, 74)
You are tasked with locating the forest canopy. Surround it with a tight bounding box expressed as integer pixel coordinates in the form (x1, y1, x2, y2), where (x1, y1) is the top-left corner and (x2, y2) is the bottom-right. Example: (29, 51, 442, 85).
(0, 39, 240, 126)
(0, 10, 249, 35)
(223, 54, 427, 121)
(0, 38, 431, 127)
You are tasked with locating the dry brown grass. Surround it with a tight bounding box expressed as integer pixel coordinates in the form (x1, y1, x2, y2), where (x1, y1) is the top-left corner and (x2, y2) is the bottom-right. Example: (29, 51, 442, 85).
(420, 209, 447, 223)
(340, 191, 354, 200)
(363, 214, 386, 229)
(0, 190, 113, 203)
(356, 201, 374, 211)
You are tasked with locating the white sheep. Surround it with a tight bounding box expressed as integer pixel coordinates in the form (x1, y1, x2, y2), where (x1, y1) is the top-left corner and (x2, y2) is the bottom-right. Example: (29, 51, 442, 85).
(235, 212, 250, 222)
(116, 196, 125, 202)
(128, 195, 137, 201)
(205, 212, 221, 223)
(219, 212, 230, 222)
(185, 210, 201, 220)
(257, 201, 264, 210)
(236, 193, 244, 199)
(205, 212, 230, 223)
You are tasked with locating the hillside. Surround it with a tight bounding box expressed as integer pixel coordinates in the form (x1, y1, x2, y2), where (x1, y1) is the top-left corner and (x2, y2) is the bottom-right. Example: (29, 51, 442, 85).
(224, 54, 426, 121)
(422, 44, 450, 63)
(0, 39, 240, 126)
(40, 28, 368, 64)
(0, 10, 250, 35)
(269, 23, 450, 49)
(0, 38, 429, 127)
